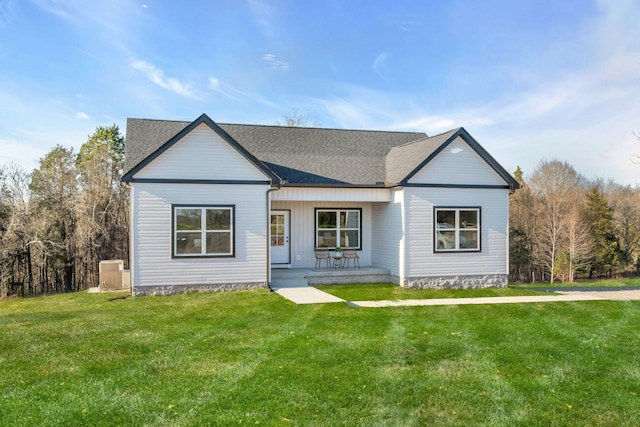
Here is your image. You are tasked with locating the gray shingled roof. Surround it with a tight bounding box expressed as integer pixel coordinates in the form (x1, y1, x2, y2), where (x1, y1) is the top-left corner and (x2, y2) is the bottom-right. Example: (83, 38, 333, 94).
(124, 117, 427, 185)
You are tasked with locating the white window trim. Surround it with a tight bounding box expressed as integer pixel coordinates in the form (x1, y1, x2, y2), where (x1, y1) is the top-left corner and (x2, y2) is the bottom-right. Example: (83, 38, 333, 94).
(315, 208, 362, 250)
(172, 205, 235, 258)
(434, 207, 481, 252)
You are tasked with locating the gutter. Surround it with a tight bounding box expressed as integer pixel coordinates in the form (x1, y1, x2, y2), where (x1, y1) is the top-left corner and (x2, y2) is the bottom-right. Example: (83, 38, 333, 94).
(265, 181, 286, 290)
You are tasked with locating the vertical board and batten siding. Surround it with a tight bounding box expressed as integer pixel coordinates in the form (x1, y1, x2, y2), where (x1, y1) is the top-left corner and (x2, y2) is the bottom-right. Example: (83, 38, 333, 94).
(133, 123, 269, 181)
(371, 189, 404, 277)
(131, 183, 269, 288)
(408, 137, 506, 185)
(271, 187, 390, 202)
(270, 201, 372, 268)
(403, 187, 509, 277)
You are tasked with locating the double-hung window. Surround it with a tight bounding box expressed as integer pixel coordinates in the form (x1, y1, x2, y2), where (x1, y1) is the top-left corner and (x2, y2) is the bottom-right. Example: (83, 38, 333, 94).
(315, 208, 361, 249)
(434, 207, 480, 252)
(173, 205, 234, 257)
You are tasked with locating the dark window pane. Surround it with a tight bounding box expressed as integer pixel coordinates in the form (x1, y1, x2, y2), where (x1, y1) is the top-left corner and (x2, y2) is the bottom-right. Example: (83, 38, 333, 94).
(340, 230, 359, 247)
(206, 232, 231, 254)
(176, 209, 201, 230)
(460, 210, 478, 228)
(207, 209, 231, 230)
(318, 230, 337, 247)
(436, 230, 455, 250)
(318, 211, 336, 228)
(460, 231, 478, 249)
(341, 211, 359, 228)
(437, 210, 455, 229)
(176, 232, 202, 254)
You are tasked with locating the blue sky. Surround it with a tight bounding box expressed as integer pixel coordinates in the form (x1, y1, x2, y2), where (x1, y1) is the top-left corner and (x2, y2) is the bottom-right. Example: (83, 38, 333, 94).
(1, 0, 640, 185)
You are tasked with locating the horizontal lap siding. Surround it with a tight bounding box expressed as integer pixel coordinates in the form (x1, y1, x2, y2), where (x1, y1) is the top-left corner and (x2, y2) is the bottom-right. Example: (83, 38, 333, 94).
(404, 187, 509, 277)
(133, 123, 268, 181)
(371, 189, 404, 277)
(132, 183, 268, 287)
(408, 137, 506, 186)
(271, 201, 372, 268)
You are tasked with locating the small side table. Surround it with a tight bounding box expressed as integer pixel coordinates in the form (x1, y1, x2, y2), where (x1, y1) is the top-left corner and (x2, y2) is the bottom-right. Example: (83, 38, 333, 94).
(331, 254, 345, 268)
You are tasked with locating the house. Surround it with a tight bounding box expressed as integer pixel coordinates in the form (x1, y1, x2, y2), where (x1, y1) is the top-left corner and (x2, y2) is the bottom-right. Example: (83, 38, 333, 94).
(122, 113, 519, 296)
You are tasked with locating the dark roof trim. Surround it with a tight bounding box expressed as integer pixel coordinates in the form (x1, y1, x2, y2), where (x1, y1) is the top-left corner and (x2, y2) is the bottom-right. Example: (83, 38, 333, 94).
(399, 127, 520, 190)
(403, 183, 511, 189)
(121, 113, 281, 184)
(127, 178, 271, 185)
(281, 183, 389, 189)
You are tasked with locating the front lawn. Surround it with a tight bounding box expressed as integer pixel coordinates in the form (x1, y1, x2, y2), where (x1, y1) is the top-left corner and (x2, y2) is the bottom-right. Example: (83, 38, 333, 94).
(510, 277, 640, 289)
(315, 283, 551, 301)
(1, 289, 639, 426)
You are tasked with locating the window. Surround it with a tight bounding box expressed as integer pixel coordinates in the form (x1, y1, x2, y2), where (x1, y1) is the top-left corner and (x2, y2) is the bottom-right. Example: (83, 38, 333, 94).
(434, 207, 480, 252)
(173, 205, 234, 257)
(315, 209, 361, 250)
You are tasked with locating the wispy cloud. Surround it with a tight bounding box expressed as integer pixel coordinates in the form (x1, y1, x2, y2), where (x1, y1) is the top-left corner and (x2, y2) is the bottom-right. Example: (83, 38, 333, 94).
(207, 76, 239, 101)
(262, 54, 289, 71)
(132, 60, 199, 98)
(372, 52, 389, 77)
(75, 111, 90, 120)
(207, 75, 278, 108)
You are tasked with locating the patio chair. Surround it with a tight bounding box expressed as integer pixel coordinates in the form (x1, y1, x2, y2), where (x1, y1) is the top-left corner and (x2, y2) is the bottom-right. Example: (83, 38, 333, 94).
(342, 247, 360, 269)
(314, 247, 331, 269)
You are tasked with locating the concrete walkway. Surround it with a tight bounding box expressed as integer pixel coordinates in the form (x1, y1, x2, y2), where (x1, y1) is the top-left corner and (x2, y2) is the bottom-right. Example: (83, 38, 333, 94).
(269, 278, 345, 305)
(270, 280, 640, 306)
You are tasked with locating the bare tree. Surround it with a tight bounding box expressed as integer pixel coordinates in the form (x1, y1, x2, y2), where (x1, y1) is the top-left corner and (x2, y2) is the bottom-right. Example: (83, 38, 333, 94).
(562, 204, 595, 282)
(529, 160, 587, 283)
(276, 109, 320, 127)
(0, 164, 33, 296)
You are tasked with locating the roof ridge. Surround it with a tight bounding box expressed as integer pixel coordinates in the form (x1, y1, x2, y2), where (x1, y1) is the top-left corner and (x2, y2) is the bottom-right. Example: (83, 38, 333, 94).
(127, 117, 428, 136)
(219, 122, 427, 135)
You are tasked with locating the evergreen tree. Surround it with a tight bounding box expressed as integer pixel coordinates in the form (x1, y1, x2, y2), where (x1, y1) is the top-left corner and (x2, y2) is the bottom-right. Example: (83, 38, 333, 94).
(584, 187, 620, 276)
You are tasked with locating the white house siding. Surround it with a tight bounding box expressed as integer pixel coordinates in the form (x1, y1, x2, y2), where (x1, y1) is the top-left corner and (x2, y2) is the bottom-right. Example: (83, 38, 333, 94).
(401, 187, 509, 288)
(408, 137, 506, 186)
(133, 123, 269, 181)
(371, 189, 404, 278)
(130, 183, 269, 295)
(270, 200, 372, 268)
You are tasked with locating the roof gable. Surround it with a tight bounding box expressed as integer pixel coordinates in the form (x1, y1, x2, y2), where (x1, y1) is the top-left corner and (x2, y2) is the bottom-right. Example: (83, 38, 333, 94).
(122, 114, 279, 183)
(391, 128, 519, 189)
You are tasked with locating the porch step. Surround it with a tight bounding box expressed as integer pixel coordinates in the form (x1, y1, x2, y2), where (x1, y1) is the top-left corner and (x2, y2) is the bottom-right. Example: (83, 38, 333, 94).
(270, 277, 308, 289)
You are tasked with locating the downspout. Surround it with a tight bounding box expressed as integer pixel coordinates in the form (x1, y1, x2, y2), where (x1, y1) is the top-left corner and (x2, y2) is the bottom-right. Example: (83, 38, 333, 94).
(266, 181, 285, 290)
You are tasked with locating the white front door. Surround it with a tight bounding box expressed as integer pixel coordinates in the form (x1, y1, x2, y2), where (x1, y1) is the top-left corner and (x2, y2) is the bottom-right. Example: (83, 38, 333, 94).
(270, 210, 290, 265)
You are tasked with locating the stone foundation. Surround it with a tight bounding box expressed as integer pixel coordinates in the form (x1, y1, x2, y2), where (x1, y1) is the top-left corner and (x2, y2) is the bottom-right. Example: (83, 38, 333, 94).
(132, 282, 267, 296)
(393, 274, 508, 289)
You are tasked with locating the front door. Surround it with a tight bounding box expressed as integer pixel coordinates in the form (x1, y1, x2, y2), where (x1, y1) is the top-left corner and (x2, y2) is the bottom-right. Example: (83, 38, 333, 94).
(270, 210, 290, 265)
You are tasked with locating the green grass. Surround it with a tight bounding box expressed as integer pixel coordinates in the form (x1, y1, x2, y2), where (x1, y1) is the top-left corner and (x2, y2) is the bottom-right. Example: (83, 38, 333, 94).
(510, 277, 640, 289)
(315, 283, 551, 301)
(1, 289, 640, 426)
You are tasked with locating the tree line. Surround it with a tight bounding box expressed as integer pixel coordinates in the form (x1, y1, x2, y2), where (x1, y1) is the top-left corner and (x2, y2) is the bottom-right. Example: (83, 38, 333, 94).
(0, 126, 128, 297)
(510, 160, 640, 283)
